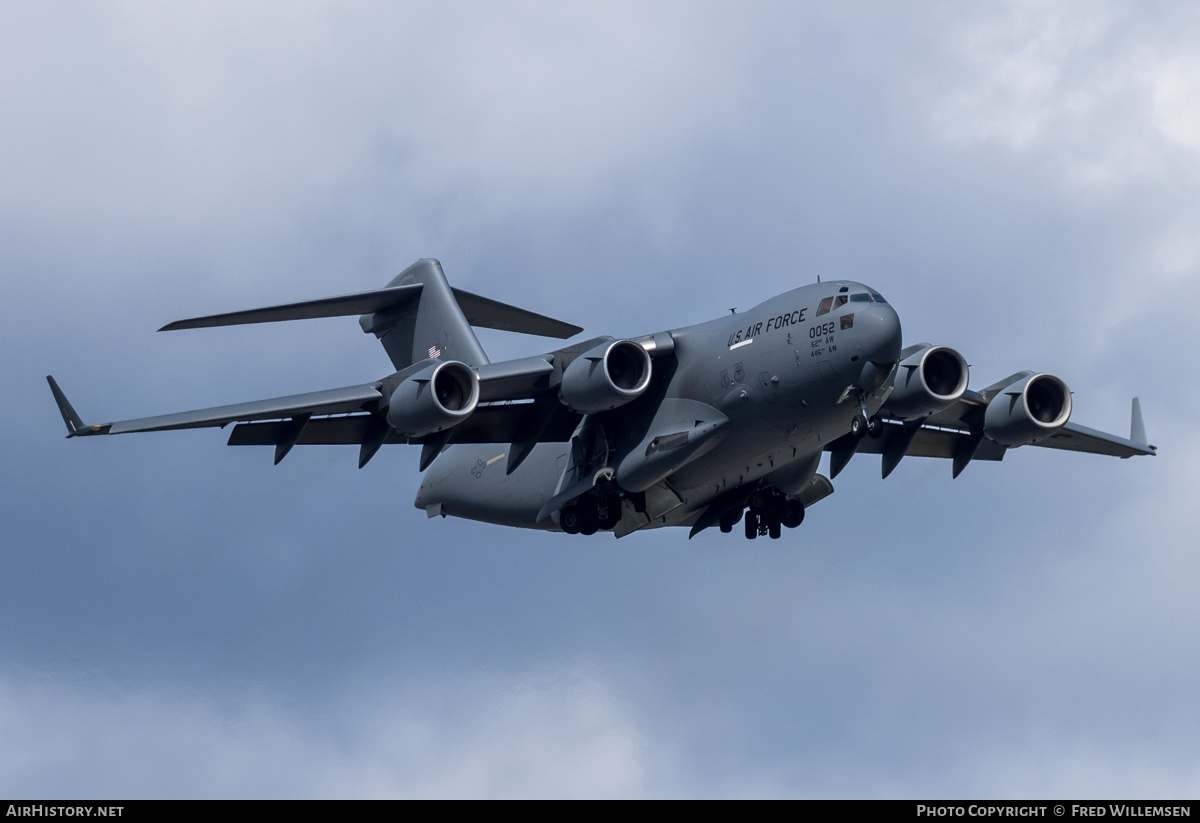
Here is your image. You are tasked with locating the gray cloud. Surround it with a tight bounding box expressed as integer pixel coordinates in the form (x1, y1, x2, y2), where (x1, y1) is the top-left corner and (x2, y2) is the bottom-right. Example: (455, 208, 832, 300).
(0, 665, 664, 798)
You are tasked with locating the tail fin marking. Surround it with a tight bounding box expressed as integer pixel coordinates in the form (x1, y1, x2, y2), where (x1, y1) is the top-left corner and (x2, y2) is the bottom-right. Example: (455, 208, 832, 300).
(359, 259, 490, 370)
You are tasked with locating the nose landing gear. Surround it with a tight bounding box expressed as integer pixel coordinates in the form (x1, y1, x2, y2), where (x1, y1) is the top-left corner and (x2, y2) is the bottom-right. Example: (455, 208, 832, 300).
(851, 412, 885, 440)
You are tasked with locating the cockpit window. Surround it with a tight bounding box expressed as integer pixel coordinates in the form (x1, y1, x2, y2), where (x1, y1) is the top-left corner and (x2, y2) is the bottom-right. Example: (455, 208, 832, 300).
(847, 290, 890, 305)
(816, 294, 850, 316)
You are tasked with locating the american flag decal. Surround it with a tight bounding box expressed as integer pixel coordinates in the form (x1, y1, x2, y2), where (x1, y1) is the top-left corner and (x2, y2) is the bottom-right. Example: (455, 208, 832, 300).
(428, 345, 442, 359)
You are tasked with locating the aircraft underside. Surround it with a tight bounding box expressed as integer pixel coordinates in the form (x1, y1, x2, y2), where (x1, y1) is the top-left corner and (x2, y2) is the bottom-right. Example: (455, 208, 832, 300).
(415, 415, 844, 540)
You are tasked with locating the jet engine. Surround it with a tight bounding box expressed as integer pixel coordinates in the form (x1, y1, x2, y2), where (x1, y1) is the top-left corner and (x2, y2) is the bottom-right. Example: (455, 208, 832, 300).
(984, 372, 1072, 446)
(885, 345, 970, 419)
(560, 340, 653, 414)
(386, 360, 480, 437)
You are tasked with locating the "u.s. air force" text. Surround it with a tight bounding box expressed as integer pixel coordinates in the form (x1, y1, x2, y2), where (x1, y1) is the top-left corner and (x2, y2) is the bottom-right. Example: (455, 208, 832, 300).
(727, 307, 808, 347)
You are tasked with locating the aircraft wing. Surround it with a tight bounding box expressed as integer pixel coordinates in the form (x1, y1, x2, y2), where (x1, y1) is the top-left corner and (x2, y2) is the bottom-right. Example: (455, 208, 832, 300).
(48, 375, 386, 436)
(48, 365, 586, 469)
(1023, 420, 1155, 458)
(914, 382, 1154, 459)
(834, 387, 1155, 480)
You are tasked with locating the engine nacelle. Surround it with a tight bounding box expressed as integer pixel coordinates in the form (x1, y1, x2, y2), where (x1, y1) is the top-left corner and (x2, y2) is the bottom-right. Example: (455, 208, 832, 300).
(886, 345, 970, 419)
(386, 360, 480, 437)
(560, 340, 652, 414)
(984, 373, 1072, 446)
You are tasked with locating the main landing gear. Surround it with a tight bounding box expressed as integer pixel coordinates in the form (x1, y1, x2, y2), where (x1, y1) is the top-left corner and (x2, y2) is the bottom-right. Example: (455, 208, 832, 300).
(559, 490, 622, 535)
(560, 484, 808, 540)
(735, 488, 805, 540)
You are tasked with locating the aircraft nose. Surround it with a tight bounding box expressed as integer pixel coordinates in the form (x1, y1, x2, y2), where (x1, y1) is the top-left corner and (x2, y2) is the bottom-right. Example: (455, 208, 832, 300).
(857, 304, 902, 367)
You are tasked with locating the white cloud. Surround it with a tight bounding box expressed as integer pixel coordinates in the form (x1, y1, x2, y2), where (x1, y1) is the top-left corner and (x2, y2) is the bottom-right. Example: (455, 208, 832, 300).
(968, 740, 1200, 799)
(933, 0, 1200, 190)
(929, 1, 1200, 374)
(0, 664, 662, 798)
(933, 0, 1115, 151)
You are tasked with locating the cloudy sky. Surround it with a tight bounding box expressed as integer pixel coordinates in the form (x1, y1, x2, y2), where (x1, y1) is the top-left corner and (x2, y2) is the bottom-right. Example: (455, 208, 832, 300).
(2, 0, 1197, 798)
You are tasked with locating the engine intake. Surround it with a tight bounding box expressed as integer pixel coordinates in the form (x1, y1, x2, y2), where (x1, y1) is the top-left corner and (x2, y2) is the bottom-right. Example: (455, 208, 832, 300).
(984, 373, 1072, 446)
(886, 345, 969, 419)
(386, 360, 480, 437)
(560, 340, 652, 414)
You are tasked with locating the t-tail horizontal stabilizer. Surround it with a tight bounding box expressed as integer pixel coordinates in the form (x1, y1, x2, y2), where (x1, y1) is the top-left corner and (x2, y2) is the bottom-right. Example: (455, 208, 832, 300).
(159, 283, 582, 339)
(159, 259, 583, 373)
(159, 262, 582, 341)
(159, 284, 424, 331)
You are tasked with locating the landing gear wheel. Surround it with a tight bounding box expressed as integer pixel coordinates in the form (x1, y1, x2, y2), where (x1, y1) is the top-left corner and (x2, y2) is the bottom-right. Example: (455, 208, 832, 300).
(867, 415, 884, 438)
(560, 506, 581, 535)
(744, 513, 758, 540)
(719, 508, 741, 534)
(598, 492, 621, 530)
(578, 496, 600, 536)
(851, 413, 868, 439)
(769, 520, 782, 539)
(782, 499, 805, 529)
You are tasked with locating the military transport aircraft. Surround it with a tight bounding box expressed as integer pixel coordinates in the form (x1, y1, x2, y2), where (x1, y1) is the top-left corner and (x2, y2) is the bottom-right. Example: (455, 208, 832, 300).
(48, 258, 1155, 540)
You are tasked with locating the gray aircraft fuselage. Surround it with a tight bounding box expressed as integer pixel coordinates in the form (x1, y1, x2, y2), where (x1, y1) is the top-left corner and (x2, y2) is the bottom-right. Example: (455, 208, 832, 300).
(416, 281, 902, 533)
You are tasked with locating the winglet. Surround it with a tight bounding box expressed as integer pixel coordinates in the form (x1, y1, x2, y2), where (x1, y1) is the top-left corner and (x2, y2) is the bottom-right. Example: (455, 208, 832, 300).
(46, 375, 86, 436)
(1131, 397, 1148, 445)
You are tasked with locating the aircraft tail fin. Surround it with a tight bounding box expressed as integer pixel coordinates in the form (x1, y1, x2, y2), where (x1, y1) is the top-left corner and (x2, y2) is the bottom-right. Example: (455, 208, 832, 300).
(359, 259, 582, 370)
(359, 259, 491, 368)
